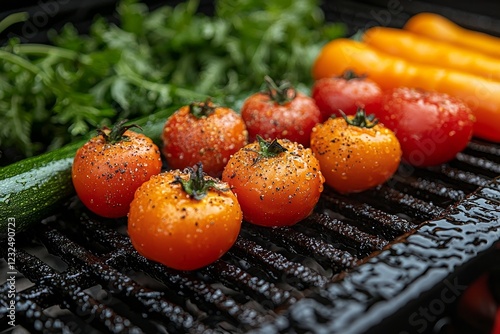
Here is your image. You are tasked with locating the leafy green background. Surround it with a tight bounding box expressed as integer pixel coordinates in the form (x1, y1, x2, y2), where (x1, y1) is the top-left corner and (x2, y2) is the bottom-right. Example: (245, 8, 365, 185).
(0, 0, 345, 164)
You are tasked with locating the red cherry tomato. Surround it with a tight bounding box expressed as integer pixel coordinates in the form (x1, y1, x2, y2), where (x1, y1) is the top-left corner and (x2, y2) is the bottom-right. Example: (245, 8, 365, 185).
(366, 87, 475, 167)
(128, 163, 242, 271)
(457, 273, 498, 333)
(72, 120, 162, 218)
(241, 76, 321, 147)
(493, 308, 500, 334)
(162, 99, 248, 178)
(312, 70, 383, 121)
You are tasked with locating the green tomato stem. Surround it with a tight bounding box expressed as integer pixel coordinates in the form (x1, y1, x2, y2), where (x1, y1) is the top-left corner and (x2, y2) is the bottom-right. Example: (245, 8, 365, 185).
(172, 163, 227, 200)
(341, 108, 378, 128)
(97, 119, 141, 144)
(264, 75, 296, 105)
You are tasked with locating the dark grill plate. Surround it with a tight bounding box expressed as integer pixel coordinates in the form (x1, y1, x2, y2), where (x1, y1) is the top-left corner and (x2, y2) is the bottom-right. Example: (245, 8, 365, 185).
(2, 1, 500, 333)
(1, 138, 500, 334)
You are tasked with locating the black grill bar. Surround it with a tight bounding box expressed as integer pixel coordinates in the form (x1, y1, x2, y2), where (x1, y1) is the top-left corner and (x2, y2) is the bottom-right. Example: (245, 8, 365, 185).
(12, 249, 145, 334)
(454, 152, 500, 176)
(74, 217, 273, 330)
(202, 260, 295, 309)
(301, 213, 389, 258)
(0, 283, 73, 333)
(231, 238, 330, 289)
(244, 224, 357, 273)
(40, 228, 209, 334)
(320, 190, 416, 239)
(465, 140, 500, 159)
(390, 174, 466, 203)
(433, 165, 491, 189)
(361, 185, 445, 220)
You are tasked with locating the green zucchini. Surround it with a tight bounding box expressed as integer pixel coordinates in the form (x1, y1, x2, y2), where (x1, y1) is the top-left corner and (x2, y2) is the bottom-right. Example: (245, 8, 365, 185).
(0, 107, 176, 237)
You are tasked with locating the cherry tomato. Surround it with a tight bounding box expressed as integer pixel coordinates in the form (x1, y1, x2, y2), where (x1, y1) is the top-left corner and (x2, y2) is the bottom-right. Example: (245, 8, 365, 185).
(241, 76, 321, 147)
(222, 137, 324, 227)
(162, 99, 248, 178)
(312, 70, 383, 122)
(494, 308, 500, 334)
(366, 87, 475, 167)
(128, 163, 242, 271)
(72, 120, 162, 218)
(310, 109, 401, 194)
(457, 273, 498, 332)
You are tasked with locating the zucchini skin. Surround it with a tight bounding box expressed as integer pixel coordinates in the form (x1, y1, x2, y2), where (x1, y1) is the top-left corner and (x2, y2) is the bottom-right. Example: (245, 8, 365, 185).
(0, 107, 176, 237)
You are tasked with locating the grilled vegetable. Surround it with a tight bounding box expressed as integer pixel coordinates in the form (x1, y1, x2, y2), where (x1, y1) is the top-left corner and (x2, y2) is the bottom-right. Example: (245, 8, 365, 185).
(310, 109, 401, 194)
(222, 136, 324, 227)
(363, 26, 500, 81)
(162, 99, 248, 178)
(366, 87, 475, 167)
(312, 38, 500, 142)
(128, 163, 242, 271)
(404, 12, 500, 59)
(241, 76, 321, 147)
(0, 107, 175, 237)
(311, 70, 383, 121)
(72, 120, 162, 218)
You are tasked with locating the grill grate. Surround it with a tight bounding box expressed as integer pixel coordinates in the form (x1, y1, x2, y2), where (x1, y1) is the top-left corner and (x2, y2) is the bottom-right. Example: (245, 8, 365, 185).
(1, 138, 500, 333)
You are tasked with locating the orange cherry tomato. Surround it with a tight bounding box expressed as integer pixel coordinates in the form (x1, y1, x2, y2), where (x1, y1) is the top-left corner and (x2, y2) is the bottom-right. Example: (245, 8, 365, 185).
(128, 163, 242, 271)
(222, 137, 324, 227)
(162, 99, 248, 178)
(310, 109, 401, 194)
(72, 120, 162, 218)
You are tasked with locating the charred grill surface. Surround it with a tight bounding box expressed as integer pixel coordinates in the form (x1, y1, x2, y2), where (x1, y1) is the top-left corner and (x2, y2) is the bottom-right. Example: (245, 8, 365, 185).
(1, 138, 500, 333)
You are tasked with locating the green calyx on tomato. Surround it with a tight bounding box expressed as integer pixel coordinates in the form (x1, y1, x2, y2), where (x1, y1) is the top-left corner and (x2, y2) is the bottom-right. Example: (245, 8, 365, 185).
(339, 69, 365, 80)
(189, 98, 216, 118)
(172, 162, 227, 200)
(263, 75, 297, 105)
(97, 119, 142, 144)
(341, 108, 378, 128)
(245, 136, 288, 164)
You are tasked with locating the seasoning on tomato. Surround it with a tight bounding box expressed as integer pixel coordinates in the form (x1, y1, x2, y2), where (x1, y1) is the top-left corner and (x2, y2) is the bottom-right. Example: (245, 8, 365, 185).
(128, 163, 242, 271)
(310, 109, 401, 194)
(162, 99, 248, 178)
(72, 120, 162, 218)
(312, 70, 383, 121)
(222, 136, 324, 227)
(241, 76, 321, 147)
(366, 87, 475, 167)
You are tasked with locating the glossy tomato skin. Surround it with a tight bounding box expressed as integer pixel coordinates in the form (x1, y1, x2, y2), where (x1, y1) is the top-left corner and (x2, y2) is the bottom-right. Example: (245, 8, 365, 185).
(72, 129, 162, 218)
(222, 139, 324, 227)
(366, 87, 475, 167)
(128, 170, 242, 271)
(241, 91, 321, 147)
(312, 75, 383, 121)
(310, 115, 401, 194)
(162, 102, 247, 178)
